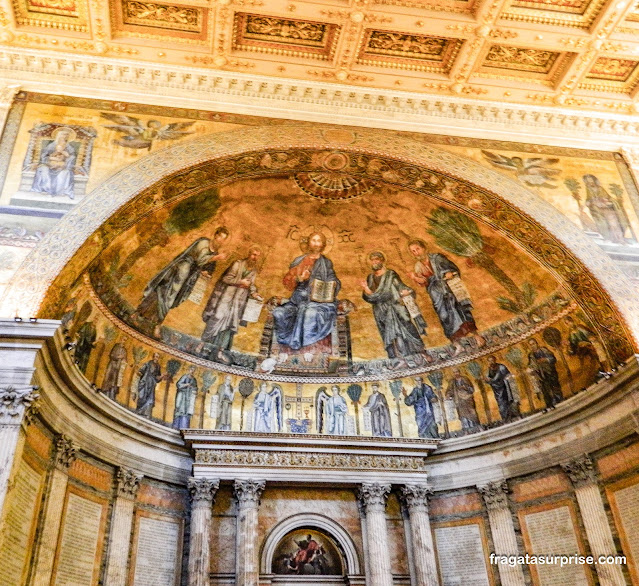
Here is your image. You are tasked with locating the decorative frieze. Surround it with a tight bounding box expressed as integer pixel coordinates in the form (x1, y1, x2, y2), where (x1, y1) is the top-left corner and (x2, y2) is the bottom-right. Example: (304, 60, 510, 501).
(196, 449, 427, 471)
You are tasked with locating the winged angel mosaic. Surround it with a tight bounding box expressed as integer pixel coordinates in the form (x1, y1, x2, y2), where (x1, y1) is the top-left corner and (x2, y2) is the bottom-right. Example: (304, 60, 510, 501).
(100, 113, 195, 151)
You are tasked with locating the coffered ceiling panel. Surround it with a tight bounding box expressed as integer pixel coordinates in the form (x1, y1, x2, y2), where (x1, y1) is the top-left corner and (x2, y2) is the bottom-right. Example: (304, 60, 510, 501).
(356, 30, 464, 73)
(232, 13, 340, 60)
(0, 0, 637, 114)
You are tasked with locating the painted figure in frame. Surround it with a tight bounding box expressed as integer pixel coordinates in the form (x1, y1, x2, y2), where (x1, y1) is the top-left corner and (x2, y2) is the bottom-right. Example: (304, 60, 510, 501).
(216, 375, 235, 431)
(102, 340, 128, 400)
(252, 382, 283, 433)
(136, 352, 165, 418)
(407, 239, 483, 355)
(31, 127, 77, 198)
(446, 368, 480, 431)
(527, 338, 563, 408)
(364, 383, 392, 437)
(316, 385, 349, 435)
(583, 174, 633, 245)
(485, 356, 520, 422)
(360, 251, 426, 362)
(173, 365, 198, 429)
(202, 245, 263, 361)
(272, 232, 341, 351)
(134, 227, 229, 336)
(403, 376, 439, 438)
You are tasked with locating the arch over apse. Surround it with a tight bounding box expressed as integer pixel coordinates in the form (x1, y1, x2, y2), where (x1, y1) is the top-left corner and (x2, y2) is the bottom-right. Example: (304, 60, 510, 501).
(260, 512, 361, 575)
(2, 125, 636, 358)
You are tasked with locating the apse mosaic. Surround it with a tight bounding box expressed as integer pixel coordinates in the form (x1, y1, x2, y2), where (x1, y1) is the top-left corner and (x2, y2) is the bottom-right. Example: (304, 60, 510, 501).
(47, 162, 623, 440)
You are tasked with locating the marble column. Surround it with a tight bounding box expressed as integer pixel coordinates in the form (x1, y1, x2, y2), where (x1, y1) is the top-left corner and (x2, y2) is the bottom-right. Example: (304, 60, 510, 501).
(478, 481, 525, 586)
(234, 479, 265, 586)
(0, 318, 59, 521)
(188, 478, 220, 586)
(401, 484, 440, 586)
(562, 455, 626, 586)
(104, 468, 143, 586)
(359, 483, 393, 586)
(32, 434, 77, 586)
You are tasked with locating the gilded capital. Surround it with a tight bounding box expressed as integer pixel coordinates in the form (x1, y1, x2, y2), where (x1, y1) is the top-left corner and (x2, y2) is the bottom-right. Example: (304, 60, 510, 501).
(53, 434, 77, 470)
(478, 480, 510, 511)
(358, 482, 391, 511)
(561, 455, 597, 488)
(0, 386, 39, 425)
(234, 479, 265, 508)
(188, 477, 220, 504)
(116, 468, 143, 499)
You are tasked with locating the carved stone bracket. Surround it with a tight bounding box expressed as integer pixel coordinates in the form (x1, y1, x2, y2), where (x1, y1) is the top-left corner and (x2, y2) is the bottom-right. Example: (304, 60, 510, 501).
(116, 467, 142, 499)
(478, 480, 510, 511)
(0, 84, 20, 108)
(188, 477, 220, 504)
(400, 484, 433, 511)
(234, 479, 265, 509)
(359, 482, 391, 512)
(53, 434, 76, 470)
(0, 386, 39, 426)
(561, 455, 597, 488)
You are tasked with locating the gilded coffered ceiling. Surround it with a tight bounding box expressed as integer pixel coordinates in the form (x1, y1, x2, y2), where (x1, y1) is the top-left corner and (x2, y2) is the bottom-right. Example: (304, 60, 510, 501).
(1, 0, 639, 113)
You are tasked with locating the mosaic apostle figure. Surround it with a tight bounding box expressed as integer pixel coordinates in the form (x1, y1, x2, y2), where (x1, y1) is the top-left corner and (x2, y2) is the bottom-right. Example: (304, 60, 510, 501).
(102, 340, 128, 400)
(403, 376, 439, 438)
(317, 385, 349, 435)
(446, 368, 480, 431)
(252, 382, 283, 433)
(216, 375, 235, 431)
(272, 232, 341, 351)
(74, 321, 96, 374)
(407, 239, 483, 355)
(134, 227, 229, 336)
(527, 338, 563, 408)
(364, 383, 392, 437)
(361, 251, 426, 362)
(201, 246, 263, 361)
(485, 356, 520, 422)
(173, 366, 198, 429)
(136, 352, 165, 418)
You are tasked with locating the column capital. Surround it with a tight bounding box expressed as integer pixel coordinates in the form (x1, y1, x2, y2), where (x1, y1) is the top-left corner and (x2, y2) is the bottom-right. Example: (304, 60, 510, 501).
(358, 482, 391, 512)
(400, 484, 433, 511)
(116, 468, 142, 499)
(188, 477, 220, 504)
(53, 434, 76, 470)
(0, 385, 38, 425)
(561, 455, 597, 488)
(478, 480, 510, 511)
(234, 479, 265, 509)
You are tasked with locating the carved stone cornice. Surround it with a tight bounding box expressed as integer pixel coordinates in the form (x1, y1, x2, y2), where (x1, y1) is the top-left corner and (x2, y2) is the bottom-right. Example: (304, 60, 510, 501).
(2, 47, 639, 147)
(359, 483, 391, 512)
(188, 477, 220, 504)
(234, 479, 265, 509)
(0, 386, 38, 426)
(53, 434, 76, 470)
(561, 455, 597, 489)
(116, 468, 142, 499)
(478, 480, 510, 512)
(400, 484, 433, 511)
